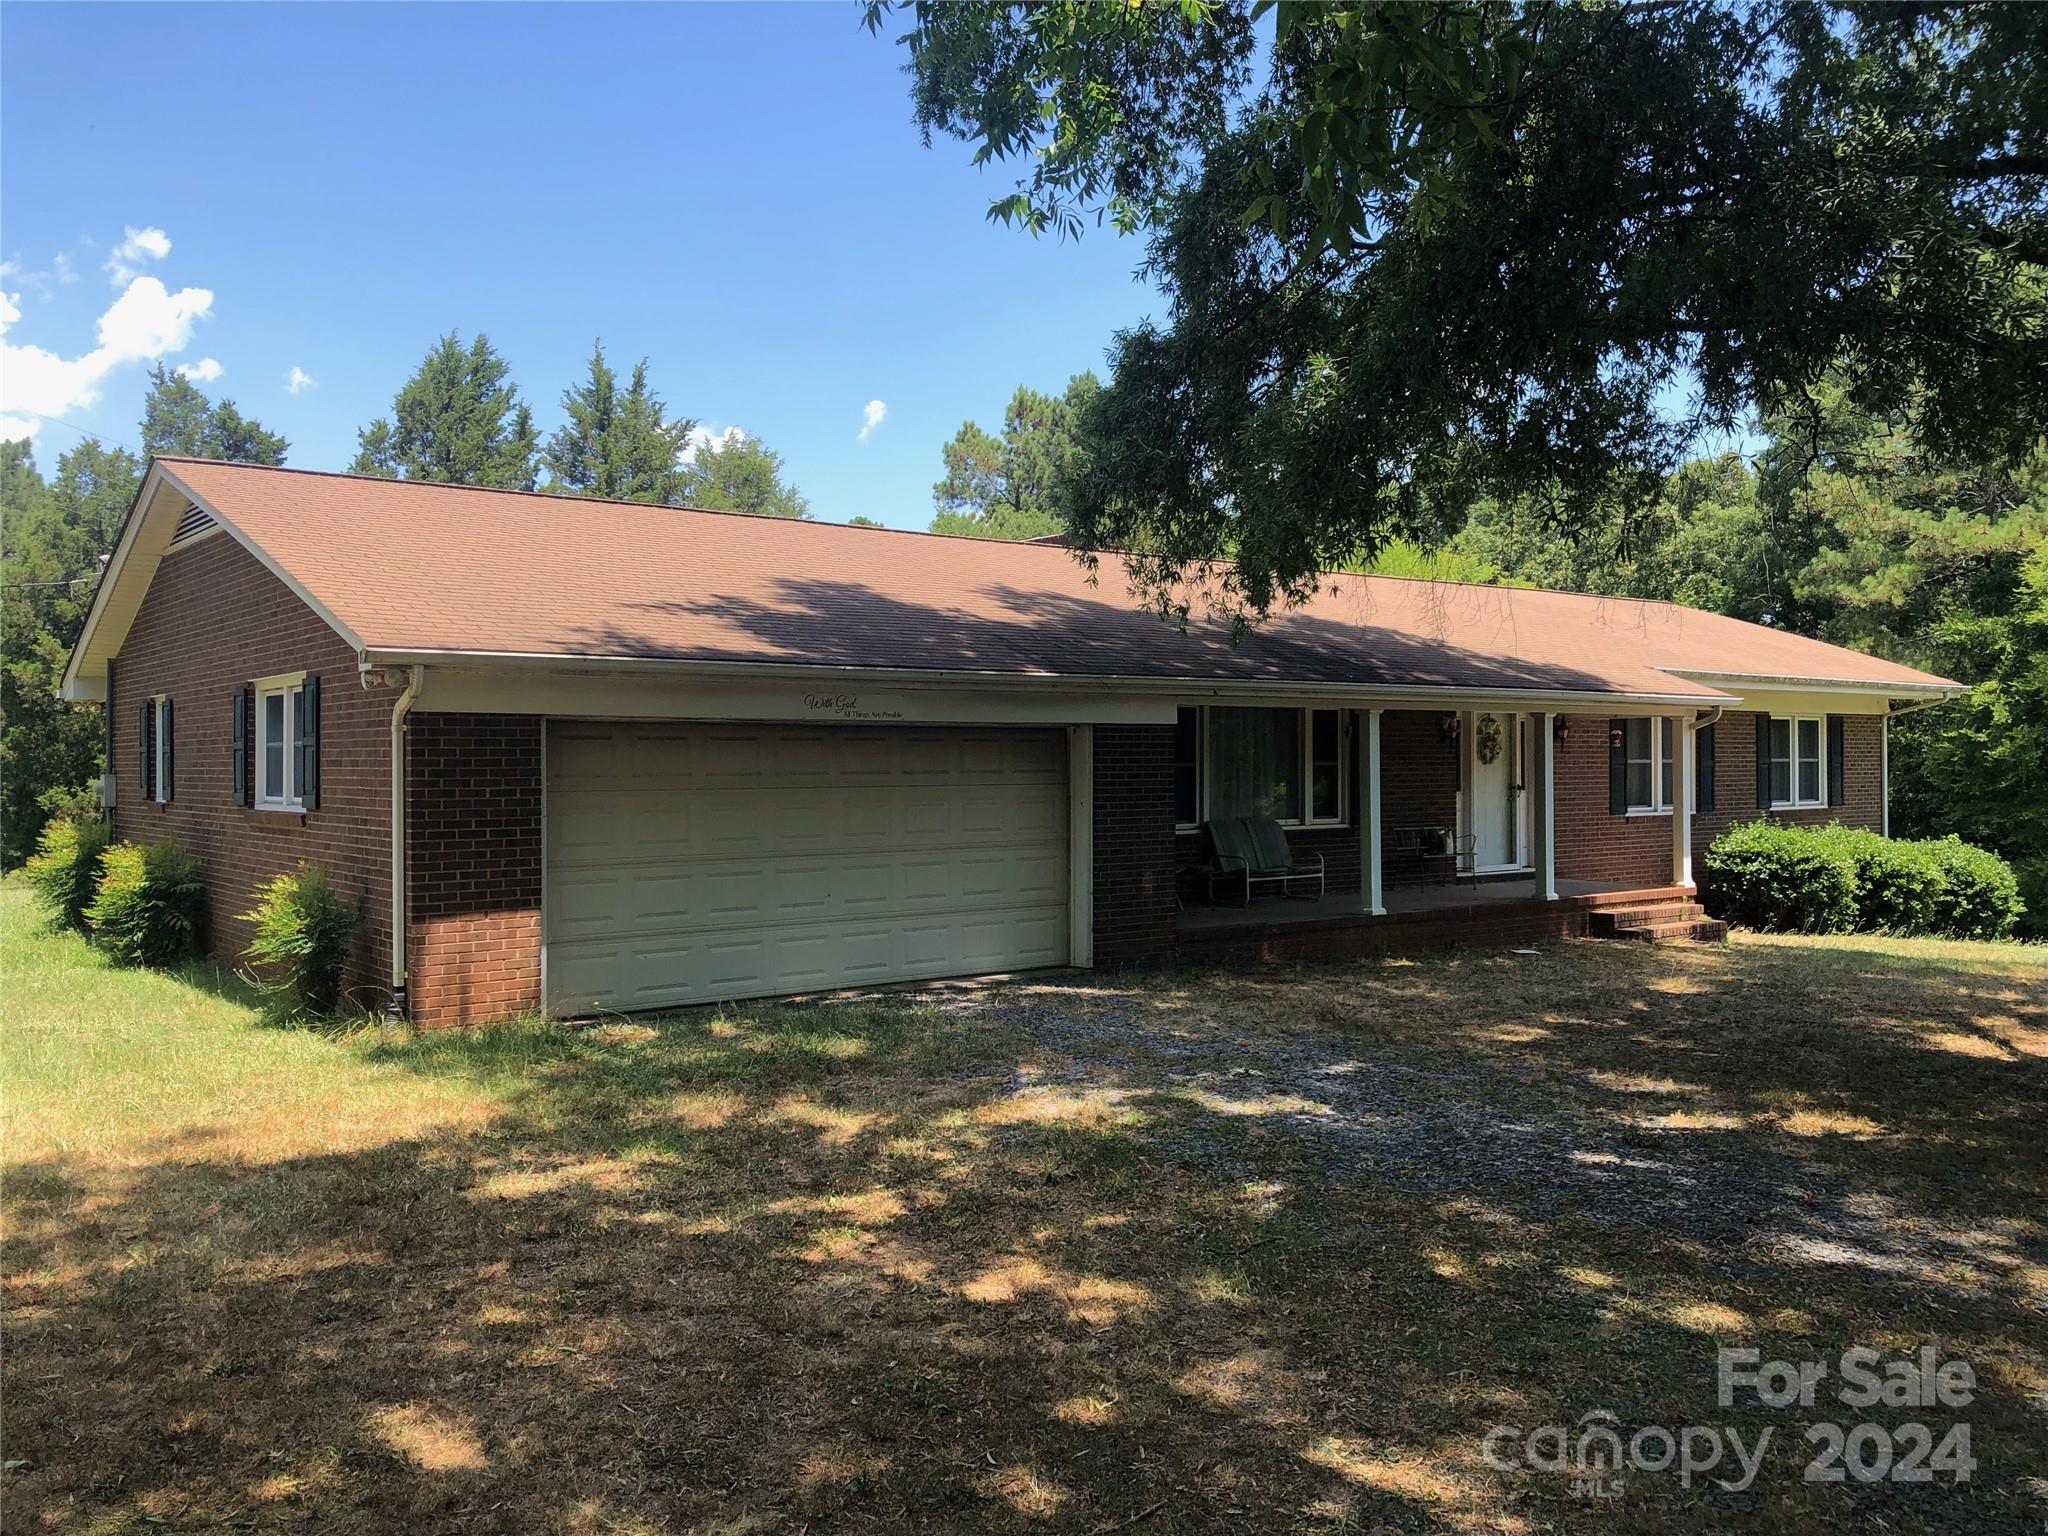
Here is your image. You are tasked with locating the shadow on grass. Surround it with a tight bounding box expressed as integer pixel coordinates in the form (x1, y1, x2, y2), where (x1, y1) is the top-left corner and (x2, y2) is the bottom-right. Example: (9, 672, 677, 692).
(4, 936, 2044, 1533)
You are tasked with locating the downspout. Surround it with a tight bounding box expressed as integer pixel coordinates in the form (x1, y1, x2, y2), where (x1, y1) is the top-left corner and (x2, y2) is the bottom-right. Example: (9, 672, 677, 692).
(1881, 692, 1961, 838)
(387, 665, 424, 1017)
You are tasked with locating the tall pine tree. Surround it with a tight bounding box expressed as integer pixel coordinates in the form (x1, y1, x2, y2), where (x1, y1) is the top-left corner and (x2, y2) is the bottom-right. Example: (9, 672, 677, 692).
(930, 374, 1096, 539)
(350, 332, 539, 489)
(543, 341, 696, 503)
(140, 364, 289, 464)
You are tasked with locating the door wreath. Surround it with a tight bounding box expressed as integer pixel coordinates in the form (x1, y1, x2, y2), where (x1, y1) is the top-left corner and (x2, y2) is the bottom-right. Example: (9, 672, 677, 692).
(1475, 713, 1505, 765)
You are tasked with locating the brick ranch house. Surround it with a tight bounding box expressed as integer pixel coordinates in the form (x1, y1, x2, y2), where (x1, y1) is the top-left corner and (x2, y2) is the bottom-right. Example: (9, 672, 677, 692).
(61, 457, 1959, 1026)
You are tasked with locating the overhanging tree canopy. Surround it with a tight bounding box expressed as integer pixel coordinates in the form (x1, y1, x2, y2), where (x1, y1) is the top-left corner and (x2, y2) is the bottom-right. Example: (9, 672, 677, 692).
(872, 0, 2046, 618)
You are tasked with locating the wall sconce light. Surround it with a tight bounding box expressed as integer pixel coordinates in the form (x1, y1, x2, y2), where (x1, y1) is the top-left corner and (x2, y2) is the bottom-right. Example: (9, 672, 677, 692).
(1553, 716, 1572, 745)
(1608, 724, 1625, 750)
(1439, 713, 1461, 743)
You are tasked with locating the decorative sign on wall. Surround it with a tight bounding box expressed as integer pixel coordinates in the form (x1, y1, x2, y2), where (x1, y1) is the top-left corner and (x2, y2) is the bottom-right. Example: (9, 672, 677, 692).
(802, 691, 907, 723)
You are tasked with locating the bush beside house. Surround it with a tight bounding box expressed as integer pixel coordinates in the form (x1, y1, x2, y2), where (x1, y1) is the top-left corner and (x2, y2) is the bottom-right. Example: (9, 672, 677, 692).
(241, 865, 362, 1022)
(85, 840, 208, 968)
(23, 814, 111, 934)
(1700, 821, 2022, 940)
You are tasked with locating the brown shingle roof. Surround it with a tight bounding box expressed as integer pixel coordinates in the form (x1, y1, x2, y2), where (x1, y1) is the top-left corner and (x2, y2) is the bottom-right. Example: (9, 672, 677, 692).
(156, 457, 1955, 700)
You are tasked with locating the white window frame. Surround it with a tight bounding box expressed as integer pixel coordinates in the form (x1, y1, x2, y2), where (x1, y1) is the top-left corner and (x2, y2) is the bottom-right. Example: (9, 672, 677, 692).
(1624, 717, 1677, 815)
(1175, 705, 1347, 830)
(151, 695, 172, 803)
(254, 671, 307, 812)
(1771, 714, 1827, 810)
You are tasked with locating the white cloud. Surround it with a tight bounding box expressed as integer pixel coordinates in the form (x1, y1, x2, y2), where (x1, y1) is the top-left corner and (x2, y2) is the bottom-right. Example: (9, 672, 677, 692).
(0, 274, 215, 443)
(681, 422, 745, 465)
(104, 225, 171, 286)
(283, 365, 316, 394)
(857, 398, 887, 441)
(177, 356, 224, 383)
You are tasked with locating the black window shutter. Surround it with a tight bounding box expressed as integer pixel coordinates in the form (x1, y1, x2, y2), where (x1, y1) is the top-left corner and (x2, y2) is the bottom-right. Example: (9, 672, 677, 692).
(298, 675, 321, 810)
(1754, 712, 1772, 809)
(138, 698, 154, 802)
(232, 687, 248, 805)
(1827, 714, 1846, 806)
(1608, 719, 1627, 814)
(161, 699, 173, 802)
(1695, 722, 1716, 813)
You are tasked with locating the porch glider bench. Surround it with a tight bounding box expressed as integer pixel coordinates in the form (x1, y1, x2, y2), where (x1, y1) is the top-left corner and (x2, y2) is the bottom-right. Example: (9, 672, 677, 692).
(1201, 816, 1327, 907)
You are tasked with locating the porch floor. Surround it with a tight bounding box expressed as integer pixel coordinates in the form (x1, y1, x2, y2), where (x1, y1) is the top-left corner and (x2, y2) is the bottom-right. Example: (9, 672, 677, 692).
(1174, 876, 1652, 932)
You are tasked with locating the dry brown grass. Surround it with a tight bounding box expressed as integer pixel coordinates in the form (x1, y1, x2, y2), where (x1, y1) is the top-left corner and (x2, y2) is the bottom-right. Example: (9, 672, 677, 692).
(4, 886, 2045, 1534)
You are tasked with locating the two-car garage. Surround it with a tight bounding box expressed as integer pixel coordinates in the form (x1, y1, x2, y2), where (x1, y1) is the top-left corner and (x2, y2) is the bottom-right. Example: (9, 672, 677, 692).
(543, 721, 1072, 1015)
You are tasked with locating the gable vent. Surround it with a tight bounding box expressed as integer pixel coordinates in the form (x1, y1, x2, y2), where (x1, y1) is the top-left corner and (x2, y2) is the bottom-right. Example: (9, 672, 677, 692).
(167, 502, 217, 550)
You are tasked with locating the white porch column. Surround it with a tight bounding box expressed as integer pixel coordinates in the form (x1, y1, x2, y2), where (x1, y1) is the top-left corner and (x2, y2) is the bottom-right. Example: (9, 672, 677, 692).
(1672, 713, 1695, 889)
(1530, 710, 1557, 901)
(1361, 708, 1386, 915)
(1067, 725, 1094, 967)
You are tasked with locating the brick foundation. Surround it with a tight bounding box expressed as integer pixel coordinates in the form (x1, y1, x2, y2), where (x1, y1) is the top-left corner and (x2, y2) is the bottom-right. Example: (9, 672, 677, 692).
(404, 713, 544, 1026)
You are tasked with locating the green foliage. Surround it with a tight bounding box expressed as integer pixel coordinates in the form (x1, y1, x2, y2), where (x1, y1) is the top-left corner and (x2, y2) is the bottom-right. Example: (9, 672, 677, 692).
(930, 375, 1097, 540)
(884, 2, 2046, 607)
(1353, 537, 1508, 587)
(240, 864, 363, 1020)
(680, 432, 809, 519)
(350, 332, 540, 489)
(1703, 822, 2021, 940)
(1, 438, 139, 866)
(847, 516, 884, 528)
(543, 340, 697, 503)
(1698, 822, 1860, 936)
(23, 812, 110, 934)
(87, 840, 207, 968)
(140, 364, 289, 464)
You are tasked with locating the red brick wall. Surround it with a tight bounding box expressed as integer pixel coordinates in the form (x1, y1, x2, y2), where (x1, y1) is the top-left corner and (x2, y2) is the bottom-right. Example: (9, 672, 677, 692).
(1555, 710, 1887, 885)
(1379, 709, 1461, 846)
(1554, 713, 1675, 886)
(1694, 711, 1885, 843)
(109, 533, 394, 1004)
(405, 713, 543, 1026)
(1092, 725, 1179, 966)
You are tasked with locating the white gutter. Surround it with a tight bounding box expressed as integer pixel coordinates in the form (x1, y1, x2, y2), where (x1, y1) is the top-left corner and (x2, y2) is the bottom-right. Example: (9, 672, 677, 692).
(1663, 668, 1963, 701)
(386, 665, 423, 1016)
(357, 647, 1727, 711)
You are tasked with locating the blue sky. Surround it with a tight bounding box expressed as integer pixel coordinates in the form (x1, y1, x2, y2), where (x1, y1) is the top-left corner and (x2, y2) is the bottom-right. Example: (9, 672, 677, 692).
(1, 3, 1159, 527)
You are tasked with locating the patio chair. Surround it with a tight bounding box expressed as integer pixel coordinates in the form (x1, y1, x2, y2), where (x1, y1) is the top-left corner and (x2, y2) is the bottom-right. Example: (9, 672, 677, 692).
(1201, 816, 1327, 906)
(1389, 825, 1465, 887)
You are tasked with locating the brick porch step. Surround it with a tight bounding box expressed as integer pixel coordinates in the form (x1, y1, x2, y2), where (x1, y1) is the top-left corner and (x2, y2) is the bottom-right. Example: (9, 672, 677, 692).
(1589, 902, 1727, 944)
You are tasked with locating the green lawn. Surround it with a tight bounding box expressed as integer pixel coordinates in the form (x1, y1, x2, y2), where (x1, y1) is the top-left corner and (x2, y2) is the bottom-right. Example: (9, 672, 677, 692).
(4, 879, 2044, 1534)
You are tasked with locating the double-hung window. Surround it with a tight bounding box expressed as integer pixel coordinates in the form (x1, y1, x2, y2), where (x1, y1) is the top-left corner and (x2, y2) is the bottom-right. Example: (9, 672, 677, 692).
(256, 675, 306, 810)
(1175, 706, 1346, 828)
(1623, 718, 1676, 813)
(1769, 716, 1824, 808)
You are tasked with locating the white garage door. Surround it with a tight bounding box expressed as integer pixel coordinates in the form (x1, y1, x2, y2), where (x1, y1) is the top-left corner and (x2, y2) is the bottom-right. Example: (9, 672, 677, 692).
(546, 722, 1069, 1015)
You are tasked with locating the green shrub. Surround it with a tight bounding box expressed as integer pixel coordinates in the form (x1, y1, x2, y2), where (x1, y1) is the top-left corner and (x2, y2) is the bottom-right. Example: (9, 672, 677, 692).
(241, 864, 362, 1020)
(1701, 821, 2023, 939)
(1811, 825, 1944, 934)
(87, 840, 207, 968)
(23, 814, 111, 933)
(1920, 835, 2023, 940)
(1697, 821, 1858, 933)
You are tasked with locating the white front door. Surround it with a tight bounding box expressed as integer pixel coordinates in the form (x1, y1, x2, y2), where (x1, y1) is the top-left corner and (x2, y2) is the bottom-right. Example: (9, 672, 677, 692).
(1468, 711, 1523, 871)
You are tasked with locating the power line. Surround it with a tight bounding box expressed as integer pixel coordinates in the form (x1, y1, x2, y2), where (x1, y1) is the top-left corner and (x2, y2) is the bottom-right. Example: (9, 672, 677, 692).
(2, 408, 146, 457)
